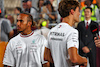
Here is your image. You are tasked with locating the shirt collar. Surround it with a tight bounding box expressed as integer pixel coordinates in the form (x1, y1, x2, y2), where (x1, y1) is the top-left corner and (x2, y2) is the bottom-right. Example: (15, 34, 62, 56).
(41, 27, 46, 29)
(20, 31, 34, 37)
(85, 19, 91, 26)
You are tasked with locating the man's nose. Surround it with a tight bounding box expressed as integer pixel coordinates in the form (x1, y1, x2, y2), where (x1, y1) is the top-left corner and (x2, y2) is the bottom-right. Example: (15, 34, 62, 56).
(17, 21, 20, 25)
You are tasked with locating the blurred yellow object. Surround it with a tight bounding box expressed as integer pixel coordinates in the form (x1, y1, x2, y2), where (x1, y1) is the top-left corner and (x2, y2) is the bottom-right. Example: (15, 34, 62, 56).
(42, 21, 47, 26)
(0, 41, 8, 67)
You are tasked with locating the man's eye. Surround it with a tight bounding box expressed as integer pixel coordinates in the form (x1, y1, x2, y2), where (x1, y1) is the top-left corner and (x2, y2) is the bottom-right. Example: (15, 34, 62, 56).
(20, 20, 23, 22)
(16, 20, 23, 22)
(16, 20, 18, 22)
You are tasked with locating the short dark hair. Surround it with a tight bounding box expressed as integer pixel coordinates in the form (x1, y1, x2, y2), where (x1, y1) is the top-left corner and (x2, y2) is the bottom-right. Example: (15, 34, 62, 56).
(58, 0, 79, 18)
(22, 0, 27, 3)
(43, 0, 51, 6)
(44, 0, 55, 12)
(37, 0, 44, 8)
(84, 7, 92, 12)
(89, 0, 93, 3)
(20, 13, 35, 26)
(15, 7, 22, 13)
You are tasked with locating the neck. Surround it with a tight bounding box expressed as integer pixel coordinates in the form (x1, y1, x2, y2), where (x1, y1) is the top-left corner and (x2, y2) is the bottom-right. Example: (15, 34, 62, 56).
(85, 18, 91, 21)
(62, 16, 74, 26)
(21, 28, 32, 35)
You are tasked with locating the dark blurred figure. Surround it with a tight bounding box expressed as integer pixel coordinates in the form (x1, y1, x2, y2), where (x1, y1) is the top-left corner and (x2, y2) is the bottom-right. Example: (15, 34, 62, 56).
(49, 0, 57, 10)
(22, 1, 29, 13)
(7, 15, 18, 37)
(37, 0, 45, 20)
(7, 15, 16, 29)
(27, 1, 38, 21)
(14, 7, 22, 15)
(37, 0, 44, 13)
(0, 10, 14, 42)
(49, 0, 54, 5)
(41, 0, 57, 23)
(77, 7, 99, 67)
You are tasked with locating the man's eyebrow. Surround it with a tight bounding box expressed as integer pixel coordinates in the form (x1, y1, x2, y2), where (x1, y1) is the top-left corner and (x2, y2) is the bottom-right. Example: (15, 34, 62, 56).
(17, 20, 23, 22)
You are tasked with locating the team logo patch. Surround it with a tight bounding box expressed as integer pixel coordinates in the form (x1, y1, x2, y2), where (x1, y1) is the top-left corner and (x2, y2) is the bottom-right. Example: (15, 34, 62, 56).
(32, 40, 35, 44)
(58, 25, 62, 28)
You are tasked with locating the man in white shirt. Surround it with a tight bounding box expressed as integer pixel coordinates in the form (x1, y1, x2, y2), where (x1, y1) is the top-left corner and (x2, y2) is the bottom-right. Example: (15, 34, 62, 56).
(44, 0, 87, 67)
(0, 12, 14, 42)
(3, 13, 48, 67)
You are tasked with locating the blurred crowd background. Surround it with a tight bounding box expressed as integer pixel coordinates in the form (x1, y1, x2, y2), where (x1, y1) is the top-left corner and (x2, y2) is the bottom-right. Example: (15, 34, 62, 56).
(0, 0, 100, 29)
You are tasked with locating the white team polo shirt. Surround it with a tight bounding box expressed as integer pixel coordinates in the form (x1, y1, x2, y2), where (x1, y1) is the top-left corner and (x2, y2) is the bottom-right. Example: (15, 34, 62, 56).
(3, 31, 47, 67)
(46, 23, 79, 67)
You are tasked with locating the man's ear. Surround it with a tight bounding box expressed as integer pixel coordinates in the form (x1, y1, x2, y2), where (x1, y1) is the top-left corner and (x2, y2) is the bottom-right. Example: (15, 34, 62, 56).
(91, 11, 92, 16)
(28, 21, 32, 26)
(70, 9, 74, 15)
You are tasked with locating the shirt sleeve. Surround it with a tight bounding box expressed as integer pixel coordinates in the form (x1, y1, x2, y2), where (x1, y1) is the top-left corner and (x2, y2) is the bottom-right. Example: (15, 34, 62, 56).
(3, 40, 15, 66)
(40, 36, 48, 64)
(67, 30, 79, 49)
(45, 32, 50, 49)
